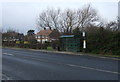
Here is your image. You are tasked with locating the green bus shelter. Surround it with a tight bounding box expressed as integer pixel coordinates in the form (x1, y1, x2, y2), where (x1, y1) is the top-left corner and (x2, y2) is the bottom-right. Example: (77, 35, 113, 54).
(59, 35, 80, 52)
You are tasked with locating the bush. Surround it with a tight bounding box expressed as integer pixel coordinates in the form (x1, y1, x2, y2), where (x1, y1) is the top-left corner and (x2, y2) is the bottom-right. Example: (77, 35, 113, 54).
(85, 27, 120, 56)
(51, 40, 59, 49)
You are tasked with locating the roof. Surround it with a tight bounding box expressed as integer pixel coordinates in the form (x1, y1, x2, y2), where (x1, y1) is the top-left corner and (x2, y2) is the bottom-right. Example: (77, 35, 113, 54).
(36, 29, 52, 36)
(3, 32, 18, 36)
(60, 35, 74, 38)
(60, 35, 80, 38)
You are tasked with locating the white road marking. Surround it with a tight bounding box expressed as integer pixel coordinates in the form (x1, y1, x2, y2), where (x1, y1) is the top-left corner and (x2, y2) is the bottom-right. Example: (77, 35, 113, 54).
(90, 56, 120, 61)
(3, 49, 119, 75)
(67, 64, 120, 75)
(2, 74, 11, 80)
(20, 55, 120, 75)
(3, 53, 14, 56)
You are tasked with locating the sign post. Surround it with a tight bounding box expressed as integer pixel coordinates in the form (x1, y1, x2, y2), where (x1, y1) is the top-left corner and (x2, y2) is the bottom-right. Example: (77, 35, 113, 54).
(83, 32, 86, 51)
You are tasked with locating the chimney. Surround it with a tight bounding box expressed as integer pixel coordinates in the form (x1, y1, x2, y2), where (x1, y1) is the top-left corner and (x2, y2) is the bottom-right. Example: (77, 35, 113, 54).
(49, 27, 52, 30)
(44, 28, 46, 30)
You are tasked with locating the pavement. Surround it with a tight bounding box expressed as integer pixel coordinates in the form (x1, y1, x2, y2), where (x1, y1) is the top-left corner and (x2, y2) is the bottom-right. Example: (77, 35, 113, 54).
(6, 47, 120, 60)
(29, 48, 120, 61)
(2, 48, 120, 80)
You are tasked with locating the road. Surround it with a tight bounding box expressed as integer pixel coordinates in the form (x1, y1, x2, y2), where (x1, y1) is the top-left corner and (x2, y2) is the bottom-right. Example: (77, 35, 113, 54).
(2, 48, 119, 80)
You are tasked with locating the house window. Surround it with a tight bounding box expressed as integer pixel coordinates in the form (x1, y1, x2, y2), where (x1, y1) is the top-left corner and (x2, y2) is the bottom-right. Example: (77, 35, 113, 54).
(44, 35, 46, 38)
(37, 39, 40, 42)
(38, 36, 41, 38)
(42, 35, 45, 38)
(36, 36, 38, 38)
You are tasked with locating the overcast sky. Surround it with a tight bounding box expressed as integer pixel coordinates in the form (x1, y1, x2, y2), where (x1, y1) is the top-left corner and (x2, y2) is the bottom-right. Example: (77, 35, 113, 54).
(1, 0, 119, 34)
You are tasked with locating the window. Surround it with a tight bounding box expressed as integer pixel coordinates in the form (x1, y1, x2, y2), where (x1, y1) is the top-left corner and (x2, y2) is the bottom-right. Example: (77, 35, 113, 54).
(36, 36, 38, 38)
(38, 36, 41, 38)
(42, 35, 44, 38)
(37, 39, 40, 42)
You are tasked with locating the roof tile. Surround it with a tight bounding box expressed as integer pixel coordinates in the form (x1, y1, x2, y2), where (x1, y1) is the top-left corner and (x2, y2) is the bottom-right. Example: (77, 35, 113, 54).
(36, 29, 52, 36)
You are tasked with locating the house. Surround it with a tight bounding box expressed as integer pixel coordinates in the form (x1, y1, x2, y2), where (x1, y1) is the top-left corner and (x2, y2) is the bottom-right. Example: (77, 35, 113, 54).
(2, 31, 24, 42)
(36, 29, 60, 43)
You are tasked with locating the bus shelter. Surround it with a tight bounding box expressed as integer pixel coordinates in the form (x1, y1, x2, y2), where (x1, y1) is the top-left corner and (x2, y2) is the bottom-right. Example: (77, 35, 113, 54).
(59, 35, 80, 52)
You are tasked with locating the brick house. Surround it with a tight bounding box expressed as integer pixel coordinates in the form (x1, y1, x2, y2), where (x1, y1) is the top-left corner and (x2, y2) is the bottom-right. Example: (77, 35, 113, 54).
(36, 29, 60, 44)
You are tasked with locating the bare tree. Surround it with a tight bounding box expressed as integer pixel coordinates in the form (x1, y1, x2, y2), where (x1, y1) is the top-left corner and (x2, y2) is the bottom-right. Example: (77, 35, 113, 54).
(76, 4, 99, 31)
(106, 21, 118, 31)
(37, 8, 61, 31)
(37, 4, 99, 33)
(60, 9, 77, 33)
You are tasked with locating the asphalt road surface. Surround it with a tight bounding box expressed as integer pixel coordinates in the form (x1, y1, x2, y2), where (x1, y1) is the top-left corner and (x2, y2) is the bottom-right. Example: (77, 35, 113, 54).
(2, 48, 119, 80)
